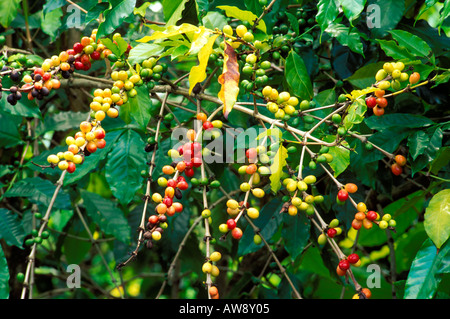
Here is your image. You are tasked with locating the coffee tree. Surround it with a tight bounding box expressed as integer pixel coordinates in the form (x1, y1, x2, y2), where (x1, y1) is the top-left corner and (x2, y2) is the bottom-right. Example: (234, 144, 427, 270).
(0, 0, 449, 300)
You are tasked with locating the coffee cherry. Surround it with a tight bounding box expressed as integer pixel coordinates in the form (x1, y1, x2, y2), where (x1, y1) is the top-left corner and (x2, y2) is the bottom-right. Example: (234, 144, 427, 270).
(337, 189, 349, 201)
(253, 234, 262, 245)
(327, 228, 337, 238)
(361, 288, 372, 299)
(318, 233, 327, 245)
(378, 220, 389, 229)
(409, 72, 420, 85)
(391, 163, 403, 176)
(210, 251, 222, 262)
(395, 154, 407, 166)
(336, 265, 347, 276)
(348, 253, 360, 264)
(366, 96, 377, 109)
(352, 219, 362, 230)
(366, 210, 378, 221)
(344, 183, 358, 193)
(226, 218, 236, 230)
(338, 259, 350, 271)
(231, 227, 243, 239)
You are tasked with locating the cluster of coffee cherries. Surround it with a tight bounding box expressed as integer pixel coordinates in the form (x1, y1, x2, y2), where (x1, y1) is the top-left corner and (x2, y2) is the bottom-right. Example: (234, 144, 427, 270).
(336, 252, 361, 277)
(202, 251, 222, 296)
(391, 154, 407, 176)
(261, 85, 300, 121)
(47, 121, 106, 173)
(351, 202, 397, 231)
(318, 218, 343, 245)
(367, 61, 421, 116)
(335, 183, 358, 205)
(218, 199, 248, 240)
(282, 174, 320, 216)
(240, 52, 271, 91)
(143, 213, 168, 249)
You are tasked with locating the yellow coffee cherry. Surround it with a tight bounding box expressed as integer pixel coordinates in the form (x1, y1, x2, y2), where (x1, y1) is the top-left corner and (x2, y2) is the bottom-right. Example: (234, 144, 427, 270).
(210, 251, 222, 262)
(383, 62, 395, 74)
(236, 25, 248, 38)
(47, 154, 59, 164)
(375, 69, 387, 82)
(247, 207, 259, 219)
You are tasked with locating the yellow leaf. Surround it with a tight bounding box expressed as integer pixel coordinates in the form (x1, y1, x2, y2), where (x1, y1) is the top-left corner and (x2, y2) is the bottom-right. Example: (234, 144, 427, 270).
(188, 26, 212, 56)
(218, 41, 240, 119)
(188, 33, 219, 95)
(137, 23, 199, 42)
(346, 87, 378, 101)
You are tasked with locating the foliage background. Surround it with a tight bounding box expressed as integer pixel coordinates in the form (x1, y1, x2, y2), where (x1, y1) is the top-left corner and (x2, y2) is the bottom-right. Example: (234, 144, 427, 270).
(0, 0, 449, 299)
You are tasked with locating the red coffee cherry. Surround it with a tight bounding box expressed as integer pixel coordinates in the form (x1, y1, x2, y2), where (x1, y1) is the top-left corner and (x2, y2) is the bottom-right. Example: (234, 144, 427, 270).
(348, 253, 360, 264)
(365, 96, 377, 108)
(338, 259, 350, 271)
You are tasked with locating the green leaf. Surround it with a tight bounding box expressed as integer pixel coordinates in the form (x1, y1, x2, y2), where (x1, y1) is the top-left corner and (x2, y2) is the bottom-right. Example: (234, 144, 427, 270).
(0, 111, 23, 149)
(0, 0, 20, 28)
(410, 127, 443, 176)
(4, 177, 71, 210)
(316, 0, 340, 37)
(81, 190, 131, 244)
(376, 39, 416, 60)
(163, 0, 190, 26)
(408, 130, 430, 161)
(286, 12, 299, 35)
(365, 114, 435, 131)
(285, 50, 314, 101)
(36, 111, 88, 137)
(430, 146, 450, 175)
(368, 0, 405, 38)
(424, 189, 450, 249)
(346, 62, 385, 89)
(41, 8, 63, 41)
(338, 0, 367, 22)
(325, 23, 364, 56)
(269, 145, 288, 194)
(389, 30, 432, 57)
(85, 2, 109, 26)
(217, 5, 267, 33)
(238, 199, 284, 256)
(133, 1, 151, 17)
(0, 246, 9, 299)
(432, 70, 450, 88)
(105, 129, 147, 205)
(343, 99, 367, 131)
(96, 0, 137, 40)
(324, 135, 351, 177)
(282, 212, 310, 260)
(128, 86, 152, 130)
(127, 43, 165, 66)
(0, 209, 25, 248)
(404, 238, 450, 299)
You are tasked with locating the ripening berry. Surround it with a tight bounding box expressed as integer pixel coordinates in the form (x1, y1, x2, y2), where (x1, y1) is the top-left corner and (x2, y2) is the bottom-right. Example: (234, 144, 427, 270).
(366, 210, 378, 221)
(152, 193, 162, 203)
(336, 265, 346, 276)
(236, 25, 248, 38)
(352, 219, 362, 230)
(379, 220, 389, 230)
(356, 202, 367, 212)
(47, 154, 60, 164)
(345, 183, 358, 193)
(247, 207, 259, 219)
(210, 251, 222, 262)
(395, 154, 407, 166)
(363, 218, 373, 229)
(318, 233, 327, 245)
(355, 212, 366, 221)
(361, 288, 372, 299)
(409, 72, 420, 85)
(391, 163, 403, 176)
(226, 218, 237, 230)
(231, 227, 243, 239)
